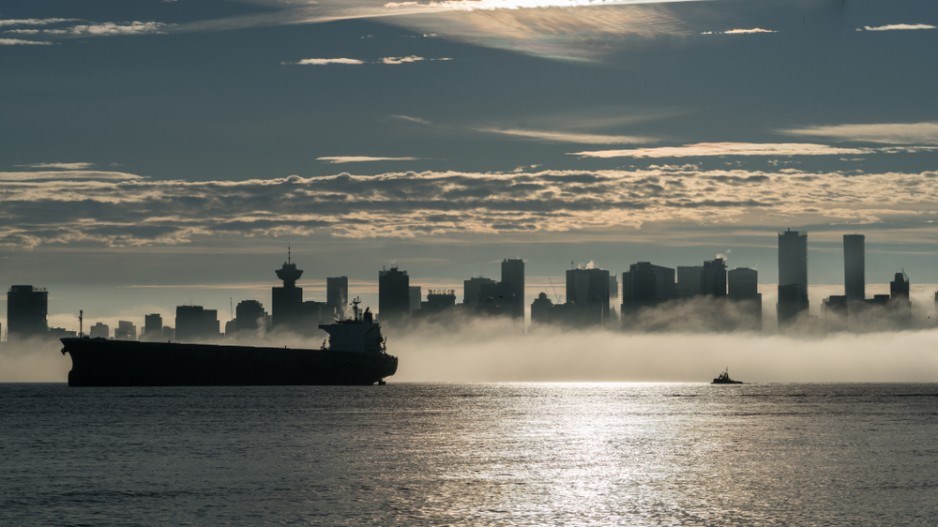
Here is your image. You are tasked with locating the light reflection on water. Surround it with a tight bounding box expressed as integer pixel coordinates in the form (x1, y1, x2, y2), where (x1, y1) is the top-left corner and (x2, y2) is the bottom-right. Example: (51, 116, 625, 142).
(2, 383, 937, 526)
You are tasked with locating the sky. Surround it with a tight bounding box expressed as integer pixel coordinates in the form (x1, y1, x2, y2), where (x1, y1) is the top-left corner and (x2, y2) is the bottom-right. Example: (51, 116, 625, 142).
(1, 0, 937, 329)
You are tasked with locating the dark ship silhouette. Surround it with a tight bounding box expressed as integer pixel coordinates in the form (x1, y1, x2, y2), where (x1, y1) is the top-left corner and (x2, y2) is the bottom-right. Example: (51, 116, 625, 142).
(61, 299, 397, 387)
(711, 368, 743, 385)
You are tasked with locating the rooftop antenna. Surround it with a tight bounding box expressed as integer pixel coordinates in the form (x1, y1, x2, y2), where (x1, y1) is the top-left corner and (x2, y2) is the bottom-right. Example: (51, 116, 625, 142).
(288, 243, 292, 265)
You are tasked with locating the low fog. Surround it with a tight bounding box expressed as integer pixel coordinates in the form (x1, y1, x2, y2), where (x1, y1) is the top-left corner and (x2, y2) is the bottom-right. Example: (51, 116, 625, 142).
(4, 307, 938, 383)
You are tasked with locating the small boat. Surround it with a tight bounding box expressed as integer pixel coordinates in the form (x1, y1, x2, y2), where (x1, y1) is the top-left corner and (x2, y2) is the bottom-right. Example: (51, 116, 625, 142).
(712, 368, 743, 384)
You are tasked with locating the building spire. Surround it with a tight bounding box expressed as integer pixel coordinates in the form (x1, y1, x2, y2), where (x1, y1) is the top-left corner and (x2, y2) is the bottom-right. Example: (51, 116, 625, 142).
(288, 243, 292, 265)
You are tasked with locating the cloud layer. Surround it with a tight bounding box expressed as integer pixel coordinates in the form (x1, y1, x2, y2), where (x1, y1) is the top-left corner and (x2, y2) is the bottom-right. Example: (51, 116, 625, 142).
(2, 165, 938, 248)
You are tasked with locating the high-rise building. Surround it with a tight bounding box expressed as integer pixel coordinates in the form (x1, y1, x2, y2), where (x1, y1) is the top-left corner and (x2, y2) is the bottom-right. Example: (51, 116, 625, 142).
(565, 266, 611, 326)
(234, 300, 269, 333)
(890, 271, 910, 300)
(409, 286, 422, 312)
(676, 266, 703, 298)
(142, 314, 162, 341)
(175, 305, 220, 341)
(6, 285, 48, 339)
(701, 258, 728, 297)
(422, 290, 456, 314)
(530, 292, 554, 325)
(501, 258, 525, 320)
(778, 229, 809, 326)
(463, 276, 496, 308)
(728, 267, 762, 330)
(89, 322, 110, 339)
(378, 266, 410, 323)
(844, 234, 865, 303)
(272, 249, 304, 329)
(114, 320, 137, 341)
(326, 276, 348, 319)
(621, 262, 675, 317)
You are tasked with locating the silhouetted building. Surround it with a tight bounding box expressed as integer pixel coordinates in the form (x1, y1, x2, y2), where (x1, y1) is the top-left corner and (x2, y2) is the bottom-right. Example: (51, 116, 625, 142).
(421, 289, 456, 315)
(530, 292, 554, 325)
(463, 277, 496, 308)
(234, 300, 269, 333)
(142, 314, 162, 341)
(326, 276, 348, 319)
(89, 322, 109, 339)
(409, 286, 422, 313)
(701, 258, 728, 297)
(778, 229, 809, 326)
(48, 327, 76, 338)
(6, 285, 48, 339)
(609, 275, 619, 304)
(622, 262, 675, 318)
(822, 295, 848, 318)
(272, 250, 304, 330)
(728, 267, 762, 330)
(378, 266, 410, 323)
(844, 234, 865, 303)
(175, 305, 220, 341)
(114, 320, 137, 341)
(501, 258, 525, 320)
(564, 265, 611, 326)
(890, 271, 912, 326)
(676, 266, 703, 298)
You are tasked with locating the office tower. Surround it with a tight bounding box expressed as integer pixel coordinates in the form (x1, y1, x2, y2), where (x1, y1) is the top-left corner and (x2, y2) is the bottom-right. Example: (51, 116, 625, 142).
(89, 322, 110, 339)
(777, 229, 809, 326)
(621, 262, 675, 316)
(326, 276, 348, 318)
(143, 314, 162, 341)
(565, 266, 611, 326)
(500, 258, 525, 320)
(6, 285, 48, 338)
(272, 250, 304, 329)
(890, 271, 910, 300)
(609, 275, 619, 304)
(701, 258, 728, 297)
(463, 277, 496, 308)
(378, 266, 410, 322)
(422, 290, 456, 314)
(114, 321, 137, 341)
(843, 234, 865, 303)
(728, 267, 763, 330)
(234, 300, 268, 332)
(175, 305, 220, 341)
(409, 286, 422, 312)
(676, 266, 703, 298)
(530, 293, 554, 325)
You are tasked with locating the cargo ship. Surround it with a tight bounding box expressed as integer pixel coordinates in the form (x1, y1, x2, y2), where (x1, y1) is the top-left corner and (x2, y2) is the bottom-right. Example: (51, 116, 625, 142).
(60, 300, 397, 387)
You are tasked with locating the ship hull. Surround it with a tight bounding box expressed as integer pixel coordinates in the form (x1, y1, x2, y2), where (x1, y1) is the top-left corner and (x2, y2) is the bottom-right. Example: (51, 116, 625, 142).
(61, 338, 398, 387)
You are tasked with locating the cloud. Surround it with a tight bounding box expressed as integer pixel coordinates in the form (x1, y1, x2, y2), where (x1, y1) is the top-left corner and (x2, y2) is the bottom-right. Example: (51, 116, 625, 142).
(570, 142, 877, 158)
(478, 127, 655, 145)
(15, 21, 169, 37)
(316, 156, 421, 164)
(701, 27, 777, 35)
(288, 56, 451, 66)
(856, 23, 936, 32)
(17, 162, 96, 170)
(0, 38, 54, 46)
(781, 122, 938, 146)
(293, 57, 366, 65)
(3, 165, 938, 248)
(392, 114, 434, 125)
(0, 18, 79, 27)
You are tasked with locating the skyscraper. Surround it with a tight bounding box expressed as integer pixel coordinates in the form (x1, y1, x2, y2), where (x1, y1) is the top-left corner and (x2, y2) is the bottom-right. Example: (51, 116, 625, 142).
(234, 300, 268, 332)
(378, 266, 410, 323)
(777, 229, 809, 326)
(114, 321, 137, 341)
(272, 250, 304, 329)
(621, 262, 675, 316)
(6, 285, 48, 339)
(326, 276, 348, 318)
(89, 322, 110, 339)
(728, 267, 762, 330)
(463, 276, 496, 308)
(701, 258, 728, 297)
(843, 234, 865, 303)
(175, 305, 220, 341)
(143, 313, 163, 341)
(563, 266, 611, 326)
(501, 258, 525, 320)
(676, 266, 703, 298)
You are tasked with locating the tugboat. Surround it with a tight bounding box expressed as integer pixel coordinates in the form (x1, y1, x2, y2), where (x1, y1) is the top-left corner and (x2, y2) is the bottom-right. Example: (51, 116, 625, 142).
(60, 298, 397, 387)
(711, 368, 743, 385)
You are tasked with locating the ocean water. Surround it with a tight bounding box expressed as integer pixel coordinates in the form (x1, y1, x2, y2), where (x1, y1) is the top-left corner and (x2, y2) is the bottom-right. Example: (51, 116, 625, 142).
(2, 383, 937, 526)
